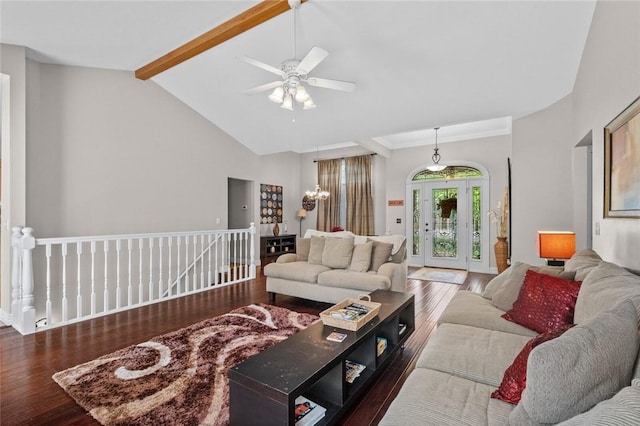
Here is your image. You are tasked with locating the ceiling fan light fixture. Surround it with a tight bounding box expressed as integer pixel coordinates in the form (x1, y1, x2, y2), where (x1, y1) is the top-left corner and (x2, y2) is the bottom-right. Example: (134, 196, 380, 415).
(268, 86, 284, 103)
(303, 98, 316, 110)
(281, 94, 294, 110)
(295, 85, 310, 102)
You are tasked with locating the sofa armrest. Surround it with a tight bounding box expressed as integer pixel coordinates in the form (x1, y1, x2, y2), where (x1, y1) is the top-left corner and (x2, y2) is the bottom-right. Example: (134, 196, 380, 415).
(378, 260, 408, 292)
(276, 253, 298, 264)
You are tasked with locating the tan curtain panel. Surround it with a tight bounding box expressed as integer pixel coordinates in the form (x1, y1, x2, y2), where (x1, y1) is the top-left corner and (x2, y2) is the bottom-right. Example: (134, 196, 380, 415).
(316, 158, 342, 232)
(346, 155, 374, 236)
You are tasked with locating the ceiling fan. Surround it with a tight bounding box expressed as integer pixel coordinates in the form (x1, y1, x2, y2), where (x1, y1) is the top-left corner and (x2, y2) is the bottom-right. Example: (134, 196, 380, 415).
(241, 0, 356, 110)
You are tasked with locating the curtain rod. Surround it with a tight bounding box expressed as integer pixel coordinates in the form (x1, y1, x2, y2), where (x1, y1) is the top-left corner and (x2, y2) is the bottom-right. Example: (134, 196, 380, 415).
(313, 153, 377, 163)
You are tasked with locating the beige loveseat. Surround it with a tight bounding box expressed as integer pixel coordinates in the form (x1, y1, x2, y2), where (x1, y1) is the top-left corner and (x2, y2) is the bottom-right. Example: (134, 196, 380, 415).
(381, 250, 640, 425)
(264, 230, 407, 304)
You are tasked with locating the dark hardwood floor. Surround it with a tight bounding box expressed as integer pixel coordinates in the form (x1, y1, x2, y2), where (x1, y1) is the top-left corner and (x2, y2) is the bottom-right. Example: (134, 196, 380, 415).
(0, 267, 492, 425)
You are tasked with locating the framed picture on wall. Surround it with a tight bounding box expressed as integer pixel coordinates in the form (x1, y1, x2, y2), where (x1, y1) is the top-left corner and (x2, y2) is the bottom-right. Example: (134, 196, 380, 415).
(604, 96, 640, 218)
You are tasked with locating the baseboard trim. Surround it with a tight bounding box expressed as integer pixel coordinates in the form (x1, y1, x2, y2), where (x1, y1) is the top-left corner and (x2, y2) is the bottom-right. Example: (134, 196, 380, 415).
(0, 308, 12, 326)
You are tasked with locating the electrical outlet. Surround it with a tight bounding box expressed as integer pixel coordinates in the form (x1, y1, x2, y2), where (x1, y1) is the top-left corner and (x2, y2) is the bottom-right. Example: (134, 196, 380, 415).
(595, 221, 600, 235)
(396, 218, 401, 224)
(216, 218, 221, 224)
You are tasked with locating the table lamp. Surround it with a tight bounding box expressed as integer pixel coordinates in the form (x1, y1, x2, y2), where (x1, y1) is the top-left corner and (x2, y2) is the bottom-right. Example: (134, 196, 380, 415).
(537, 231, 576, 266)
(297, 209, 307, 235)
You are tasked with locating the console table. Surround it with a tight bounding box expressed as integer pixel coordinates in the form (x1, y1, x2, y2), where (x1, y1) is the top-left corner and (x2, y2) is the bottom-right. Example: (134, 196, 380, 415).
(229, 290, 415, 425)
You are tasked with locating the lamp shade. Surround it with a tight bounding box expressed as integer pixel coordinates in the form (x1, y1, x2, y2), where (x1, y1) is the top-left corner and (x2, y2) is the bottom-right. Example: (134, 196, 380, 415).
(537, 231, 576, 260)
(297, 209, 307, 218)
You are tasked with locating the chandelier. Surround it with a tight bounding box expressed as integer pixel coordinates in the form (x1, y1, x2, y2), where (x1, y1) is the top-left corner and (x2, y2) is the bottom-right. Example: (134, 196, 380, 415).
(305, 184, 329, 200)
(426, 127, 447, 172)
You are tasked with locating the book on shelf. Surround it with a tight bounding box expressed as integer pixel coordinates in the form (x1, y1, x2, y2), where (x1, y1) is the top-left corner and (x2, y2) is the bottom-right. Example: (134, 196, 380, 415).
(345, 360, 367, 384)
(330, 303, 371, 321)
(376, 337, 388, 357)
(294, 396, 326, 426)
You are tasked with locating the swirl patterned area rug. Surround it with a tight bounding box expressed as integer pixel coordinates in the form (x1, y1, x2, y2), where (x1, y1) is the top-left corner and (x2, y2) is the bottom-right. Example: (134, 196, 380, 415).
(52, 304, 318, 425)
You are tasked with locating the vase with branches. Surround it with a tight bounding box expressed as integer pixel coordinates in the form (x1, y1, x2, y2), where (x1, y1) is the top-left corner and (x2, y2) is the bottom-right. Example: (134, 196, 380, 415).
(488, 187, 509, 273)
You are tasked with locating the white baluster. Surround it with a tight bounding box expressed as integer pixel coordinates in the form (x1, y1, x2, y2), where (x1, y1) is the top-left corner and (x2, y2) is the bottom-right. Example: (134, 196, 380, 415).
(138, 238, 143, 304)
(233, 232, 238, 281)
(192, 235, 197, 290)
(207, 234, 212, 287)
(90, 240, 96, 315)
(127, 238, 133, 306)
(249, 222, 256, 279)
(168, 237, 173, 296)
(148, 237, 154, 301)
(103, 240, 109, 312)
(214, 234, 219, 286)
(200, 235, 205, 289)
(176, 236, 182, 294)
(116, 240, 122, 309)
(20, 228, 36, 334)
(62, 242, 68, 322)
(76, 241, 83, 319)
(158, 237, 164, 298)
(45, 244, 52, 326)
(11, 227, 23, 327)
(184, 235, 190, 293)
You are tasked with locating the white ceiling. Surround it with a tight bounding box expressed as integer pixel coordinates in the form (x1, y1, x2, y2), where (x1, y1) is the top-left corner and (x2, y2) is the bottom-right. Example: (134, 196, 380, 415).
(0, 1, 596, 155)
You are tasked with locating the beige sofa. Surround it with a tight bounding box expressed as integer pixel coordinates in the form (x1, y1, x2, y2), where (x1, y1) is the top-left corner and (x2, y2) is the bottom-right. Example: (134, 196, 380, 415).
(264, 230, 407, 304)
(381, 250, 640, 425)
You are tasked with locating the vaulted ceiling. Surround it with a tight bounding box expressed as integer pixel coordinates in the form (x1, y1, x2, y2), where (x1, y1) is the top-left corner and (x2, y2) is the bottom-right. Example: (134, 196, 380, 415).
(0, 1, 596, 155)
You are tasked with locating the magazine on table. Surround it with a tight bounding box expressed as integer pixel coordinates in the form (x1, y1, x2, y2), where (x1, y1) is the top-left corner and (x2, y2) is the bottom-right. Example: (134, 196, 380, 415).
(330, 303, 371, 321)
(294, 395, 326, 426)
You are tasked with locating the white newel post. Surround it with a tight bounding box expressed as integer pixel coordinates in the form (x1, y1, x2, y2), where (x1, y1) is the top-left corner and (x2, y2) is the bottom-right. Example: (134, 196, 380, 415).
(11, 227, 23, 327)
(249, 222, 256, 279)
(20, 227, 36, 334)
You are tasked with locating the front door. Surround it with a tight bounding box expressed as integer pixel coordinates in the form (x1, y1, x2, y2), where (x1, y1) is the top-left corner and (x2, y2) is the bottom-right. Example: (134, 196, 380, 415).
(408, 181, 468, 269)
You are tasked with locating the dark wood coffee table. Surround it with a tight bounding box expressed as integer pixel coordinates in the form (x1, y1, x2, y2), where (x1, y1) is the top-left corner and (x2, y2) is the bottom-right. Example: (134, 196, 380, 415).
(229, 290, 415, 425)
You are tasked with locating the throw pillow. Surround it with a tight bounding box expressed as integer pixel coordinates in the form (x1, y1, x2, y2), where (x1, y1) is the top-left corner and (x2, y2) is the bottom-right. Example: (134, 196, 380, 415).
(321, 237, 355, 269)
(349, 242, 373, 272)
(555, 379, 640, 425)
(308, 236, 326, 265)
(296, 237, 311, 261)
(574, 261, 640, 324)
(564, 249, 602, 281)
(491, 324, 573, 404)
(369, 240, 393, 272)
(502, 270, 581, 334)
(482, 263, 515, 300)
(491, 262, 576, 312)
(520, 298, 640, 424)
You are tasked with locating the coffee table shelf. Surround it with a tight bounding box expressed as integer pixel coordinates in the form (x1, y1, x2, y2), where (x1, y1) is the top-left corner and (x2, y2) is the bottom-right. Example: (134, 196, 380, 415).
(229, 290, 415, 425)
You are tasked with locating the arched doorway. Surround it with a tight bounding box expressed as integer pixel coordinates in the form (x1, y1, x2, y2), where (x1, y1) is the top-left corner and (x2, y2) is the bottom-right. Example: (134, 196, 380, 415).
(406, 162, 490, 272)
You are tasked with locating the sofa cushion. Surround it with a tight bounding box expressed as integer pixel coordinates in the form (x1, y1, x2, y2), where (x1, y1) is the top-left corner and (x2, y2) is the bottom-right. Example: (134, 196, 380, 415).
(416, 323, 531, 387)
(369, 240, 394, 272)
(317, 270, 391, 292)
(574, 261, 640, 324)
(520, 298, 640, 424)
(263, 261, 331, 283)
(296, 237, 310, 261)
(308, 237, 326, 264)
(438, 291, 538, 337)
(349, 241, 373, 272)
(564, 249, 602, 281)
(321, 237, 354, 269)
(556, 379, 640, 426)
(379, 368, 514, 426)
(491, 262, 575, 312)
(491, 324, 573, 405)
(482, 264, 514, 300)
(502, 270, 581, 334)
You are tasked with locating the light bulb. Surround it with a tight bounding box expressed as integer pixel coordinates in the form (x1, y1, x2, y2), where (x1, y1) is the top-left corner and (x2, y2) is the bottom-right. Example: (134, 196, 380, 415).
(303, 98, 316, 110)
(268, 86, 284, 103)
(295, 85, 310, 102)
(281, 94, 293, 110)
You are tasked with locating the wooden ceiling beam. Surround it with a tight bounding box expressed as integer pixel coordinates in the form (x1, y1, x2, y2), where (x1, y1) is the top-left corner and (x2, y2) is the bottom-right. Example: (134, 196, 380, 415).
(135, 0, 307, 80)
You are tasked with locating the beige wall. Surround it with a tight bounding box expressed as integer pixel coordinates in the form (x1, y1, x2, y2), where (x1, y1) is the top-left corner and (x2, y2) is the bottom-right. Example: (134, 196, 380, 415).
(572, 0, 640, 268)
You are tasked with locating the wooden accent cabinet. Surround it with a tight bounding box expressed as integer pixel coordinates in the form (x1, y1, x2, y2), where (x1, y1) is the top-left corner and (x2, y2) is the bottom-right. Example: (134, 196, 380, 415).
(260, 234, 296, 266)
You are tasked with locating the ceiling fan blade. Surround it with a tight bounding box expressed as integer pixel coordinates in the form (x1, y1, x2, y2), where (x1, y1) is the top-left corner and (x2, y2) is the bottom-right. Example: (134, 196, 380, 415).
(242, 81, 283, 95)
(240, 56, 283, 76)
(307, 77, 356, 92)
(135, 0, 308, 80)
(296, 46, 329, 74)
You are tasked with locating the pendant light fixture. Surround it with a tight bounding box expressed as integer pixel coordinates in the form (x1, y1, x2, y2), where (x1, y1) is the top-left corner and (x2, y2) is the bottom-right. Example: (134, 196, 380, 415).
(426, 127, 447, 172)
(305, 146, 330, 200)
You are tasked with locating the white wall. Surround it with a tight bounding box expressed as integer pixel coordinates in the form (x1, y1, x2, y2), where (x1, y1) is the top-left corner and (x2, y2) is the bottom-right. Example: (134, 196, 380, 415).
(511, 95, 575, 265)
(0, 44, 28, 315)
(572, 0, 640, 269)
